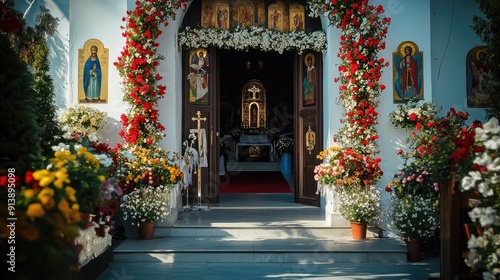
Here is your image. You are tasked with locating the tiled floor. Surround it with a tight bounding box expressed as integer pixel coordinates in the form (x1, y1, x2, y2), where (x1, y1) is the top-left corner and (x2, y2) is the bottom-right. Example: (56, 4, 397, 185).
(98, 260, 440, 280)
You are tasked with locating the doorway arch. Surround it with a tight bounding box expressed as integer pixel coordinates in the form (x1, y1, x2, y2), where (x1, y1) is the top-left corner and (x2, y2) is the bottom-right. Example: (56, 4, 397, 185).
(179, 0, 324, 206)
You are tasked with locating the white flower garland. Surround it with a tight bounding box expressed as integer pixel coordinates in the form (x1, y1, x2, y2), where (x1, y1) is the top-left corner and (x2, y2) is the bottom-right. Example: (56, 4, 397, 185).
(178, 26, 327, 54)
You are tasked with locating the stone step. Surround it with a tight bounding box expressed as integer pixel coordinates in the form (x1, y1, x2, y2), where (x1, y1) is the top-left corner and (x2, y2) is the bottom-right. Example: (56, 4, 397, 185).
(110, 236, 407, 264)
(110, 194, 407, 265)
(153, 226, 380, 238)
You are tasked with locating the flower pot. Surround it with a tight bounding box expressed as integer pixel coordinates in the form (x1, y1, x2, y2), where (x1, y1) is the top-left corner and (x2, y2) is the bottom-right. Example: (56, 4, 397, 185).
(138, 221, 155, 240)
(405, 240, 422, 261)
(350, 222, 367, 240)
(280, 152, 291, 175)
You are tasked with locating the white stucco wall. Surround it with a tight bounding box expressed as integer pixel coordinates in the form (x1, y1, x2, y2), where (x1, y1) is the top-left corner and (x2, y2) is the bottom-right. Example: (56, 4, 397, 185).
(18, 1, 488, 227)
(430, 0, 486, 122)
(15, 0, 70, 113)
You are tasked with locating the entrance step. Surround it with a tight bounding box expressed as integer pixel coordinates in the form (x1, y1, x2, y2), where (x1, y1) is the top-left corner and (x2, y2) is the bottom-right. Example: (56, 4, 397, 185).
(110, 203, 407, 264)
(111, 236, 407, 264)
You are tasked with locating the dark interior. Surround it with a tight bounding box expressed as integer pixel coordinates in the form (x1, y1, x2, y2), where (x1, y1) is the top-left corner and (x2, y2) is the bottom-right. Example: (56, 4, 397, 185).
(218, 49, 294, 135)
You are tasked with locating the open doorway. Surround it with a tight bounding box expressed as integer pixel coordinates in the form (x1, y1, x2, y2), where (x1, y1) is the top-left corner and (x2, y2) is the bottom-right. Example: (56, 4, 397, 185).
(218, 49, 295, 194)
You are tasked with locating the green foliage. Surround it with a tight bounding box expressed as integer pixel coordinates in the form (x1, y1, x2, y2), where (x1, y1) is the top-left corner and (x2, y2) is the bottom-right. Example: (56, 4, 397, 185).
(32, 72, 63, 157)
(472, 0, 500, 119)
(7, 4, 62, 158)
(0, 34, 42, 172)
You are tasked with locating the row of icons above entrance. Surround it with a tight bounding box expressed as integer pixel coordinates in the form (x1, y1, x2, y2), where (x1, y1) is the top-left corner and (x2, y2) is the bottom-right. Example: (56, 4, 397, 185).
(201, 0, 306, 32)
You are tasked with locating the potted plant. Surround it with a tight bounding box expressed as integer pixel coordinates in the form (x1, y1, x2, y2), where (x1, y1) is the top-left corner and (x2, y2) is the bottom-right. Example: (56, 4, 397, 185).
(390, 194, 439, 261)
(314, 145, 383, 238)
(387, 99, 484, 264)
(120, 184, 171, 239)
(336, 185, 381, 239)
(117, 146, 183, 238)
(276, 136, 293, 156)
(276, 136, 293, 174)
(230, 127, 242, 142)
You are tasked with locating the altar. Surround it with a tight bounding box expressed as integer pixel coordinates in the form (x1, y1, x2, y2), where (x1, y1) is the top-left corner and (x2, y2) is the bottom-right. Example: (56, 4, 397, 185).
(235, 80, 273, 161)
(236, 135, 273, 162)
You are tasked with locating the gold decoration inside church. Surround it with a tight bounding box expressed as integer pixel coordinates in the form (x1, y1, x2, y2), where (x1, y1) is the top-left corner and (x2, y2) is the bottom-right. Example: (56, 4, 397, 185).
(241, 80, 266, 132)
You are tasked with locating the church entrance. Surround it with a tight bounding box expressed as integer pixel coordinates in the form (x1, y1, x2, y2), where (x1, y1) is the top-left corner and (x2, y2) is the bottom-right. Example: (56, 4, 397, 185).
(180, 0, 323, 207)
(182, 47, 322, 206)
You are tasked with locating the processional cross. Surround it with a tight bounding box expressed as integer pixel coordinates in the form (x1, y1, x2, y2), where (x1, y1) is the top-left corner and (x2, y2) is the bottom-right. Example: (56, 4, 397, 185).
(192, 111, 206, 207)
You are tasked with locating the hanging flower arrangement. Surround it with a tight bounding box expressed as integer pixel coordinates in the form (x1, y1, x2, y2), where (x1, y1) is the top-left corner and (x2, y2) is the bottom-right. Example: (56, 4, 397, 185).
(115, 0, 188, 147)
(178, 26, 327, 54)
(310, 0, 390, 191)
(311, 0, 391, 155)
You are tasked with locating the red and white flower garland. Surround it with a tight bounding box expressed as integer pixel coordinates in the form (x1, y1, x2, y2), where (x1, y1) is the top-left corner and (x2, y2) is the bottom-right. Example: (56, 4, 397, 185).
(115, 0, 188, 147)
(310, 0, 390, 156)
(116, 0, 390, 163)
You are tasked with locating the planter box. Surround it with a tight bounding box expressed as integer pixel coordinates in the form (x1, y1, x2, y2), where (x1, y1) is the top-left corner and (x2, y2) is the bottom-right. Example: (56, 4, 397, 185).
(318, 184, 350, 227)
(75, 224, 112, 266)
(154, 184, 182, 237)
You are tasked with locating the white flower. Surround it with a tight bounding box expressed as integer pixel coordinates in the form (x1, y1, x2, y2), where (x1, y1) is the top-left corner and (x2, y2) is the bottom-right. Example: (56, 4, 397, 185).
(94, 154, 113, 167)
(120, 185, 172, 226)
(51, 142, 70, 152)
(88, 134, 99, 142)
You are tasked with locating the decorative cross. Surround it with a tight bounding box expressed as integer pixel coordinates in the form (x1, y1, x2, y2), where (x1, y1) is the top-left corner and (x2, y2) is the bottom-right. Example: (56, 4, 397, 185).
(248, 85, 261, 100)
(192, 111, 206, 206)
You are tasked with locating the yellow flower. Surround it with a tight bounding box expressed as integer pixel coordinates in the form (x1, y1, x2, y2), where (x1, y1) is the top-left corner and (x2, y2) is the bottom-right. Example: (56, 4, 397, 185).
(58, 198, 80, 223)
(54, 150, 76, 162)
(65, 186, 77, 202)
(66, 209, 81, 224)
(39, 196, 55, 209)
(98, 175, 105, 182)
(26, 203, 45, 218)
(51, 158, 66, 169)
(71, 203, 80, 211)
(33, 169, 55, 187)
(38, 187, 54, 197)
(58, 198, 70, 212)
(77, 147, 88, 156)
(53, 167, 70, 189)
(23, 189, 36, 199)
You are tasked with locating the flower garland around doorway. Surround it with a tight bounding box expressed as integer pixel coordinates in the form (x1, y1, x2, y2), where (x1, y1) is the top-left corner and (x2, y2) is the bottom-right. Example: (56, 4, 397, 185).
(116, 0, 389, 163)
(309, 0, 390, 156)
(115, 0, 188, 147)
(178, 26, 327, 54)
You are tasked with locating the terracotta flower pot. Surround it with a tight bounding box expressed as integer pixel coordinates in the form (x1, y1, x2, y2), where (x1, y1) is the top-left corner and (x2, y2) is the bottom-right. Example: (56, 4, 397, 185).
(350, 222, 367, 240)
(138, 221, 155, 240)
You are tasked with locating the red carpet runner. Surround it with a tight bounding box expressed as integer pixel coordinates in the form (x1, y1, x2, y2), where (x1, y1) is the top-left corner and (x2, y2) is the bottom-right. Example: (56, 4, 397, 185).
(219, 171, 292, 193)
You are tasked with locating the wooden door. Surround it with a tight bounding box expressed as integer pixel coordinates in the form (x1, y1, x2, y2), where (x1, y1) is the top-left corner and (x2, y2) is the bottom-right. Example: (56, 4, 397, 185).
(183, 46, 220, 205)
(294, 51, 323, 206)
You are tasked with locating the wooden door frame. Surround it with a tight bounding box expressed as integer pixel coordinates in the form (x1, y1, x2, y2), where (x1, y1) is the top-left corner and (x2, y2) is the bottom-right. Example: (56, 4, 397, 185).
(182, 48, 323, 206)
(182, 46, 220, 205)
(293, 51, 323, 206)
